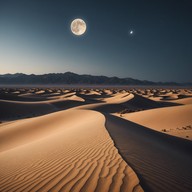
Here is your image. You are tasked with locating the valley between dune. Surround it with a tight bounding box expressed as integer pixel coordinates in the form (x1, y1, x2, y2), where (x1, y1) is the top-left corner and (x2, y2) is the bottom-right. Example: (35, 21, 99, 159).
(0, 87, 192, 192)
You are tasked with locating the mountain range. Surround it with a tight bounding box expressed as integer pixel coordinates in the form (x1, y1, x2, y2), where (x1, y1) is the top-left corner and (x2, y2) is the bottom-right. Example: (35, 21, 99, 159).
(0, 72, 190, 86)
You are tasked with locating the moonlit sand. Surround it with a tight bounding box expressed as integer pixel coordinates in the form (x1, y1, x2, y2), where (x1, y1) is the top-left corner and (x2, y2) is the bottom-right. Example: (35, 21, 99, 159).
(0, 87, 192, 192)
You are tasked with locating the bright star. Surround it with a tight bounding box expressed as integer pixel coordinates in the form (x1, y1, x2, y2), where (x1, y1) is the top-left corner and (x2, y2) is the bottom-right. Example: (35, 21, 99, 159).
(130, 30, 134, 35)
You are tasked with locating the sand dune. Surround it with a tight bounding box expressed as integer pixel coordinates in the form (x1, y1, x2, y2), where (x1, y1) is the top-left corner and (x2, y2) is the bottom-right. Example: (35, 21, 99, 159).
(78, 93, 180, 114)
(141, 88, 192, 103)
(0, 87, 192, 192)
(0, 93, 86, 120)
(0, 99, 56, 120)
(118, 104, 192, 140)
(0, 92, 47, 102)
(0, 109, 143, 192)
(105, 114, 192, 192)
(77, 93, 134, 113)
(164, 97, 192, 105)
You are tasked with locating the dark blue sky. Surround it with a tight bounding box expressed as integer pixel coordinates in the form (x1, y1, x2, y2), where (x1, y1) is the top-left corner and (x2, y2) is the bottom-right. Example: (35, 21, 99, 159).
(0, 0, 192, 82)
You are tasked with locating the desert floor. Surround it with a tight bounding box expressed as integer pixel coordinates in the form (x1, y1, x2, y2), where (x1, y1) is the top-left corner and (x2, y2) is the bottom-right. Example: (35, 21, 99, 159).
(0, 87, 192, 192)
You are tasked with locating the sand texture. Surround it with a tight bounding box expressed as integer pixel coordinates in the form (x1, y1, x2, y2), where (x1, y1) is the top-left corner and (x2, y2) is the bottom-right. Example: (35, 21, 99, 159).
(0, 108, 142, 192)
(0, 87, 192, 192)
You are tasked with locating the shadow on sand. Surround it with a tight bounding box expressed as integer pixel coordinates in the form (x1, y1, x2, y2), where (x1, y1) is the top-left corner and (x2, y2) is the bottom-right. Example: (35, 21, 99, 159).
(104, 114, 192, 192)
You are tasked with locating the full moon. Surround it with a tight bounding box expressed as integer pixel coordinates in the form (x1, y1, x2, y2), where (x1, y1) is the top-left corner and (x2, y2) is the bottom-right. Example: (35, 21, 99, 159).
(71, 18, 86, 36)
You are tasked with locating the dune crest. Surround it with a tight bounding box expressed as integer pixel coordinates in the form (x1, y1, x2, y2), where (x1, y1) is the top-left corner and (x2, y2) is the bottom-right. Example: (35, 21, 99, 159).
(105, 114, 192, 192)
(0, 109, 143, 192)
(119, 104, 192, 140)
(1, 87, 192, 191)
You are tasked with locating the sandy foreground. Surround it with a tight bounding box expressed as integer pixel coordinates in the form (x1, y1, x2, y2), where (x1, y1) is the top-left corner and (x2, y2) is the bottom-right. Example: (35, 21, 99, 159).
(0, 87, 192, 192)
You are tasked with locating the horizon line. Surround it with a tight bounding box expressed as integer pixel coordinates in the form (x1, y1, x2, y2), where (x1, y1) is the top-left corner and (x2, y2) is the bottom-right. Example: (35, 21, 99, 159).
(0, 72, 191, 84)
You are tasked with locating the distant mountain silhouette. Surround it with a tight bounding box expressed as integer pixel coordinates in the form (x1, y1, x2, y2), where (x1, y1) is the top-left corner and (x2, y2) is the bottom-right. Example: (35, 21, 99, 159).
(0, 72, 189, 85)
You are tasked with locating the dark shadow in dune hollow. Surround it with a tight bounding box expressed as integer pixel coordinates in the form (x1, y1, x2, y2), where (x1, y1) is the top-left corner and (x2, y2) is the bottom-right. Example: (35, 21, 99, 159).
(104, 114, 192, 192)
(85, 94, 182, 114)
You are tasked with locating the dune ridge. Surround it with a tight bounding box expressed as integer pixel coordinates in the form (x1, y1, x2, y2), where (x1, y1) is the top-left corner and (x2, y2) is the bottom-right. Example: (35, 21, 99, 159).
(0, 109, 143, 192)
(104, 114, 192, 192)
(1, 87, 192, 192)
(118, 104, 192, 140)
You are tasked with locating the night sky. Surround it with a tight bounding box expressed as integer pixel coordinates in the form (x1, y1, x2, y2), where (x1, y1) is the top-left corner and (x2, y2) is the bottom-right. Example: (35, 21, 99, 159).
(0, 0, 192, 82)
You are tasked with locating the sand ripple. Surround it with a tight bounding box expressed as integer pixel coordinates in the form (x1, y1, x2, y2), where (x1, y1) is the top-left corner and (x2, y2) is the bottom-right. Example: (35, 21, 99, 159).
(0, 109, 142, 192)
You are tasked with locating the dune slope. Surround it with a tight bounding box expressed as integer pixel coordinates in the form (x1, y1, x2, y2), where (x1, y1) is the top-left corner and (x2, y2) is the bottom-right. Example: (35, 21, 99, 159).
(0, 109, 143, 192)
(0, 97, 85, 120)
(105, 114, 192, 192)
(120, 104, 192, 140)
(78, 93, 181, 113)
